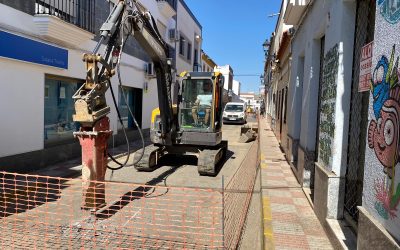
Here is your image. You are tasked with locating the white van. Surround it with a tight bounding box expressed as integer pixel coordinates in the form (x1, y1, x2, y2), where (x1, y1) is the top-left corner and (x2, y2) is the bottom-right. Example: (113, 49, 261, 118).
(223, 102, 247, 124)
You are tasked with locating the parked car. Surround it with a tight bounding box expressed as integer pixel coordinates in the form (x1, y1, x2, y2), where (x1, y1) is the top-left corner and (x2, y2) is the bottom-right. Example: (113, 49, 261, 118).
(223, 102, 247, 124)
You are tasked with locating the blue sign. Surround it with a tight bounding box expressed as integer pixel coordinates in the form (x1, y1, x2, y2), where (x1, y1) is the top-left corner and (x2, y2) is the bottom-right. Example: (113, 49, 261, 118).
(0, 30, 68, 69)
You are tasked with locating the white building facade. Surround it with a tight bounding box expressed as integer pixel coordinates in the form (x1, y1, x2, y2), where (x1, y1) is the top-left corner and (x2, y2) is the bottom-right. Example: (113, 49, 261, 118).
(201, 50, 217, 72)
(285, 0, 357, 244)
(231, 79, 241, 102)
(240, 92, 261, 110)
(214, 65, 233, 104)
(176, 0, 202, 74)
(0, 0, 201, 172)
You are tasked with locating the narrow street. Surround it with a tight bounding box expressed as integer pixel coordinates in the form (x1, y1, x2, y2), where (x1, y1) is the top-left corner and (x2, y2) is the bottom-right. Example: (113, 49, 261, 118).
(1, 115, 337, 249)
(2, 0, 400, 248)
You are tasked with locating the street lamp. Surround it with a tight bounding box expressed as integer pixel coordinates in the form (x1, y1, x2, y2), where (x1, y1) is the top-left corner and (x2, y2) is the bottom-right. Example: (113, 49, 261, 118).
(262, 40, 270, 55)
(260, 74, 264, 85)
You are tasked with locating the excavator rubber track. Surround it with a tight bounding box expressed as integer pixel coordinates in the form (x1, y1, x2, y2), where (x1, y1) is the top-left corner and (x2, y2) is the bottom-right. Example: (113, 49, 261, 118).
(134, 145, 165, 172)
(197, 140, 228, 176)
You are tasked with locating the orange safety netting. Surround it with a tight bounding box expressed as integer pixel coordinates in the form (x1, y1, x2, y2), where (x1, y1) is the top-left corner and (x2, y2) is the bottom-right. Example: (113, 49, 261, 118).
(224, 115, 260, 249)
(0, 172, 223, 249)
(1, 118, 260, 249)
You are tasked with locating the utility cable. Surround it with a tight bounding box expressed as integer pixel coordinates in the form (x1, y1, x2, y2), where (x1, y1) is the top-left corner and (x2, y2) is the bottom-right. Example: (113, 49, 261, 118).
(107, 12, 145, 170)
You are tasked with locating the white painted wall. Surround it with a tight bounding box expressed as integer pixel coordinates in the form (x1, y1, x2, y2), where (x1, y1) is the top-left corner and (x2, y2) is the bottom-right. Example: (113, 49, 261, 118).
(232, 80, 241, 96)
(273, 0, 292, 57)
(268, 0, 292, 126)
(0, 0, 179, 157)
(287, 0, 356, 175)
(215, 65, 233, 92)
(240, 93, 260, 109)
(176, 0, 202, 74)
(142, 0, 176, 48)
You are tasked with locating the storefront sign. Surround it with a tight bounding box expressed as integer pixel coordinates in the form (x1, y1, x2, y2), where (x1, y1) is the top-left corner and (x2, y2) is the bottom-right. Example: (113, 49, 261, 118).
(358, 41, 373, 92)
(0, 30, 68, 69)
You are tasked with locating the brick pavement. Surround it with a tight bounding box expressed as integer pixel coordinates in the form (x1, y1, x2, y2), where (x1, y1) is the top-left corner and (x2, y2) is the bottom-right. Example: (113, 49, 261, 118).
(260, 118, 333, 250)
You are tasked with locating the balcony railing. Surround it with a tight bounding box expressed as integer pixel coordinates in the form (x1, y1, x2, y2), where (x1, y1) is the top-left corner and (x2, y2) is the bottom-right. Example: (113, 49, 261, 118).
(35, 0, 95, 33)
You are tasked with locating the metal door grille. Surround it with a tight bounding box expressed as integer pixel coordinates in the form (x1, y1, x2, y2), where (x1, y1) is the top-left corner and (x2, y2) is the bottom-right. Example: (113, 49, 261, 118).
(345, 0, 375, 224)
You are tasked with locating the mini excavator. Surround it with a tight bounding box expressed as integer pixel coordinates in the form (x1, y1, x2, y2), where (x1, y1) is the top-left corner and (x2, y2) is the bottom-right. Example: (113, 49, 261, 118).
(72, 0, 227, 208)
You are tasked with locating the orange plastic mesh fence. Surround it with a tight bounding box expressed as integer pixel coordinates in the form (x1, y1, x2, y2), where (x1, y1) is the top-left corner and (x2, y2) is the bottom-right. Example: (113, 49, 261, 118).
(0, 172, 223, 249)
(223, 116, 260, 249)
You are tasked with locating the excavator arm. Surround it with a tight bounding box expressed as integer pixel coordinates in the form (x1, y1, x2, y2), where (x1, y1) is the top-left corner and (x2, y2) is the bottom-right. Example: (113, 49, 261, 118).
(72, 0, 176, 209)
(72, 0, 174, 140)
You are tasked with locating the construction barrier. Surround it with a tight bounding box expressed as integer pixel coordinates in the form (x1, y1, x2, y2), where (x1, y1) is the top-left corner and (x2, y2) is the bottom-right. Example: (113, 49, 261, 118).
(0, 119, 260, 249)
(0, 172, 224, 249)
(223, 115, 260, 249)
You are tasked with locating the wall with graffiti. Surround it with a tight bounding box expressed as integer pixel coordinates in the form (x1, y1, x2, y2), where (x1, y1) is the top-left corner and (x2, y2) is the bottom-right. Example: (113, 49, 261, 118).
(363, 0, 400, 241)
(318, 44, 339, 170)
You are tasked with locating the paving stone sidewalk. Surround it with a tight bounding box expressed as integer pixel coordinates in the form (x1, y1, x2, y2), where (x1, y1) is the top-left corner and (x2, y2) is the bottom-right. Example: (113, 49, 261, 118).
(259, 118, 333, 250)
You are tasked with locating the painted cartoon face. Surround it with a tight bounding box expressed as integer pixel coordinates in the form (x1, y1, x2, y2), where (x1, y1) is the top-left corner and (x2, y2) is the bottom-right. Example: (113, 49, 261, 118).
(372, 56, 390, 119)
(368, 101, 399, 168)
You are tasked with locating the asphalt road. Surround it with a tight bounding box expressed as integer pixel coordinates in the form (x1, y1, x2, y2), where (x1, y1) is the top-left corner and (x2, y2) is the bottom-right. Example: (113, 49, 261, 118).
(105, 120, 256, 189)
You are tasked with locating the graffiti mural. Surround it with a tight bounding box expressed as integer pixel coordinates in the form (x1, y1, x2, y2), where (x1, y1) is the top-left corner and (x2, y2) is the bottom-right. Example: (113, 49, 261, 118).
(368, 45, 400, 219)
(318, 44, 339, 170)
(378, 0, 400, 24)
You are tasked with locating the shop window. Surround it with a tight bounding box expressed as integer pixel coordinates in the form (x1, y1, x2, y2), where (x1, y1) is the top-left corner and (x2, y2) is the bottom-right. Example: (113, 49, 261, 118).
(44, 76, 83, 146)
(118, 86, 142, 130)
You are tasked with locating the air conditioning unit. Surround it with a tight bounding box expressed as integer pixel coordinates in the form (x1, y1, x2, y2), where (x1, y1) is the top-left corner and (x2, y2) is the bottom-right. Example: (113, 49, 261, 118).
(168, 29, 179, 41)
(145, 62, 155, 77)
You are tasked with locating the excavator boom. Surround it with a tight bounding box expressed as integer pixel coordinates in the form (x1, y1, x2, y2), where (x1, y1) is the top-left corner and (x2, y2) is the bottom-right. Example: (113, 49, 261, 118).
(73, 0, 174, 141)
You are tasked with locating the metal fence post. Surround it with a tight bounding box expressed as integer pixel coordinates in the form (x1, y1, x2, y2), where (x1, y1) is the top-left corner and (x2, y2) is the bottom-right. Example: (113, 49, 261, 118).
(222, 175, 225, 249)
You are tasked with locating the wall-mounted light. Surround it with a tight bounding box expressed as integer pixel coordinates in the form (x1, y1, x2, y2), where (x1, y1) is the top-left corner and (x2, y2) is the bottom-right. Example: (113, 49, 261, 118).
(262, 40, 270, 54)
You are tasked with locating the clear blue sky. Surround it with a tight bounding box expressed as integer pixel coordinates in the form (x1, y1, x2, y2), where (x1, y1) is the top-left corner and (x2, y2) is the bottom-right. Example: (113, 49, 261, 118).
(185, 0, 281, 93)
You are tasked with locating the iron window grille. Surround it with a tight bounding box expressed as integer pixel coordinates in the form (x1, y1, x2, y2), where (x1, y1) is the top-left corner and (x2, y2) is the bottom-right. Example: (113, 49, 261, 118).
(35, 0, 96, 33)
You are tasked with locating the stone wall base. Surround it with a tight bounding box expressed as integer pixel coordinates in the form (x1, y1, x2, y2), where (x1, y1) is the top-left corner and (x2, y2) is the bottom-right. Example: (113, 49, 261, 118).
(295, 146, 315, 188)
(314, 162, 345, 221)
(286, 135, 299, 164)
(357, 207, 400, 250)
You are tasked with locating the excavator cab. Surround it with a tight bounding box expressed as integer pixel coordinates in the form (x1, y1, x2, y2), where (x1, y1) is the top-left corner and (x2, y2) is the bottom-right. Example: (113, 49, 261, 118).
(179, 72, 224, 133)
(143, 71, 227, 175)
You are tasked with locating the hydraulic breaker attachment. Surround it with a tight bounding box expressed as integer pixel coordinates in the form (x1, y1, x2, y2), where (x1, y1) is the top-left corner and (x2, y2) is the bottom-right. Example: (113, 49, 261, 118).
(74, 117, 111, 210)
